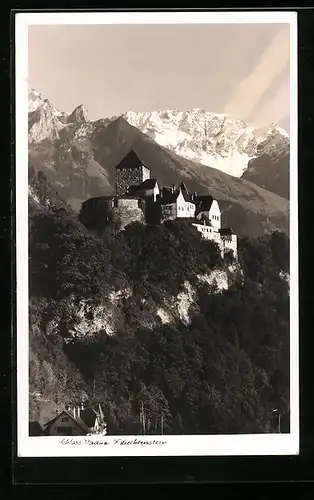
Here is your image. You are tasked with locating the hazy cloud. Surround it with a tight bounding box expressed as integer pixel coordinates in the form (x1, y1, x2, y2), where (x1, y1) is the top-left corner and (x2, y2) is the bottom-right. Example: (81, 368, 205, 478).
(252, 80, 290, 130)
(27, 23, 291, 128)
(223, 26, 290, 125)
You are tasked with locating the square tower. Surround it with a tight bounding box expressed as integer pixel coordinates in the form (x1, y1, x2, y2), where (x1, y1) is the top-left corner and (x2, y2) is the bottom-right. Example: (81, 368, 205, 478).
(115, 150, 151, 196)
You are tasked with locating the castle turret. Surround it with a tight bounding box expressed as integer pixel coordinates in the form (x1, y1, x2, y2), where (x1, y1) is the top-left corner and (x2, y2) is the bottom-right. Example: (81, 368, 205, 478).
(115, 149, 150, 196)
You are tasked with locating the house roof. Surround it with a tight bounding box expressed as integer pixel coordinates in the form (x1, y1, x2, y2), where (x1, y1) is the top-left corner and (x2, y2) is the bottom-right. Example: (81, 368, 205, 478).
(160, 187, 195, 206)
(180, 181, 188, 193)
(160, 190, 179, 205)
(195, 195, 214, 212)
(115, 149, 150, 171)
(182, 192, 195, 203)
(43, 409, 91, 434)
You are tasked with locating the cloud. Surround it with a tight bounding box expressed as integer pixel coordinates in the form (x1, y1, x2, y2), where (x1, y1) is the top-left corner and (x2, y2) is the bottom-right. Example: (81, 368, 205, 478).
(223, 26, 290, 122)
(251, 79, 290, 129)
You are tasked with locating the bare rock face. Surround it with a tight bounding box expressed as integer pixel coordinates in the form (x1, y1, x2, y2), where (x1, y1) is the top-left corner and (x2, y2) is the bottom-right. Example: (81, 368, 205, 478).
(123, 109, 290, 178)
(67, 104, 88, 124)
(27, 88, 289, 237)
(28, 100, 64, 143)
(28, 91, 88, 144)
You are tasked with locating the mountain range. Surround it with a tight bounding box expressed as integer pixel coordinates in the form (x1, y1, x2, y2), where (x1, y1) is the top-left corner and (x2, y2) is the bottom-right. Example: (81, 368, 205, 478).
(28, 89, 290, 237)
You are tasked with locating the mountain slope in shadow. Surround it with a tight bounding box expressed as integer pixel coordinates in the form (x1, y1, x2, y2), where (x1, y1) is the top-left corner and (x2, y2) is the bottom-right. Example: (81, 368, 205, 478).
(29, 117, 289, 237)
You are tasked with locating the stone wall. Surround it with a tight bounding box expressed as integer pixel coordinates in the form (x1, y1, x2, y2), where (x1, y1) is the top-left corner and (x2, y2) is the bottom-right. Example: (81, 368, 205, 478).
(160, 203, 177, 223)
(112, 198, 145, 230)
(79, 197, 114, 230)
(116, 166, 147, 196)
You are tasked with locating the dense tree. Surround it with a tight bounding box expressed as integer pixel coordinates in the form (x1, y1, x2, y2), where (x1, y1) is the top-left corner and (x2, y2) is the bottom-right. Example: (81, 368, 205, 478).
(29, 202, 290, 434)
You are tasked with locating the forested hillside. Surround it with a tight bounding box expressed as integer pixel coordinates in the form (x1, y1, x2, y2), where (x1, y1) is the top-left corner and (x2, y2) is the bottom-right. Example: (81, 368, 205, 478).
(29, 176, 290, 435)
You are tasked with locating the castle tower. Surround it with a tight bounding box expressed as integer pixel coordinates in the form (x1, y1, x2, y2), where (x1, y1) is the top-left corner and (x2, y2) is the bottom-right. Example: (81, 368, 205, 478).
(115, 149, 150, 196)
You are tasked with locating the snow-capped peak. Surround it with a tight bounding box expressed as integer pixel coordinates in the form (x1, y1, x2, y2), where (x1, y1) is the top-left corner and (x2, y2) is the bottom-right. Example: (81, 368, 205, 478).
(28, 89, 46, 112)
(28, 89, 91, 143)
(123, 109, 289, 177)
(67, 104, 88, 123)
(27, 89, 290, 179)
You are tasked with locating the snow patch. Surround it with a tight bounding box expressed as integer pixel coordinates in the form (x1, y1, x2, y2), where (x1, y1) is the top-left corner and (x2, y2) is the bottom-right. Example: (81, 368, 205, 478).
(123, 109, 289, 177)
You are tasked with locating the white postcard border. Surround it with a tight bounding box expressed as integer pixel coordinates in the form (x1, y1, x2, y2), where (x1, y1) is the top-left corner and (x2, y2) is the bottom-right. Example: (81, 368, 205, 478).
(15, 10, 299, 458)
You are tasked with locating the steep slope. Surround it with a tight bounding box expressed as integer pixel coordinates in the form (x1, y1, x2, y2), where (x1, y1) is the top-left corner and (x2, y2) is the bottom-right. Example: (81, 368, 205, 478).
(29, 205, 290, 434)
(242, 147, 290, 199)
(123, 109, 290, 180)
(28, 92, 289, 237)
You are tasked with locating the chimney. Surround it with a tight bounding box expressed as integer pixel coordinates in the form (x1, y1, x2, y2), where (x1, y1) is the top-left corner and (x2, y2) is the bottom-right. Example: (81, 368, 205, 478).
(77, 406, 80, 419)
(73, 407, 76, 419)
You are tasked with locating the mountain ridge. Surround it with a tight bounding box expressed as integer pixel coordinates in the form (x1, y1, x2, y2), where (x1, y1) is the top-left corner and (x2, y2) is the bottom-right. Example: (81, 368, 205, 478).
(28, 89, 289, 237)
(122, 108, 289, 178)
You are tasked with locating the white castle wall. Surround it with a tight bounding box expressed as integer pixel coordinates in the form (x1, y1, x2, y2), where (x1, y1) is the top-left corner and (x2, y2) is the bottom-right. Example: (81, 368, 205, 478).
(192, 222, 238, 260)
(176, 191, 196, 218)
(142, 165, 151, 182)
(221, 234, 238, 260)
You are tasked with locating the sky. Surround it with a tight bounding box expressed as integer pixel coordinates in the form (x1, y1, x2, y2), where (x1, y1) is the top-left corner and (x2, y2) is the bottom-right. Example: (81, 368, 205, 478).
(28, 23, 290, 131)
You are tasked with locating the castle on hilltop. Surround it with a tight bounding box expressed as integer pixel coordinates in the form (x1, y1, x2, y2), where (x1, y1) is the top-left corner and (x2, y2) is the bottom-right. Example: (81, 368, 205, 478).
(80, 150, 238, 260)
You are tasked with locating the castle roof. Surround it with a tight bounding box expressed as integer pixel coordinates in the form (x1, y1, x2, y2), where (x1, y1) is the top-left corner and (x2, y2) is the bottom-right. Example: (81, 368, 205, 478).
(195, 195, 214, 212)
(140, 178, 158, 190)
(127, 179, 158, 194)
(115, 149, 150, 171)
(160, 191, 179, 205)
(182, 192, 195, 203)
(82, 196, 115, 205)
(180, 181, 188, 193)
(160, 188, 195, 206)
